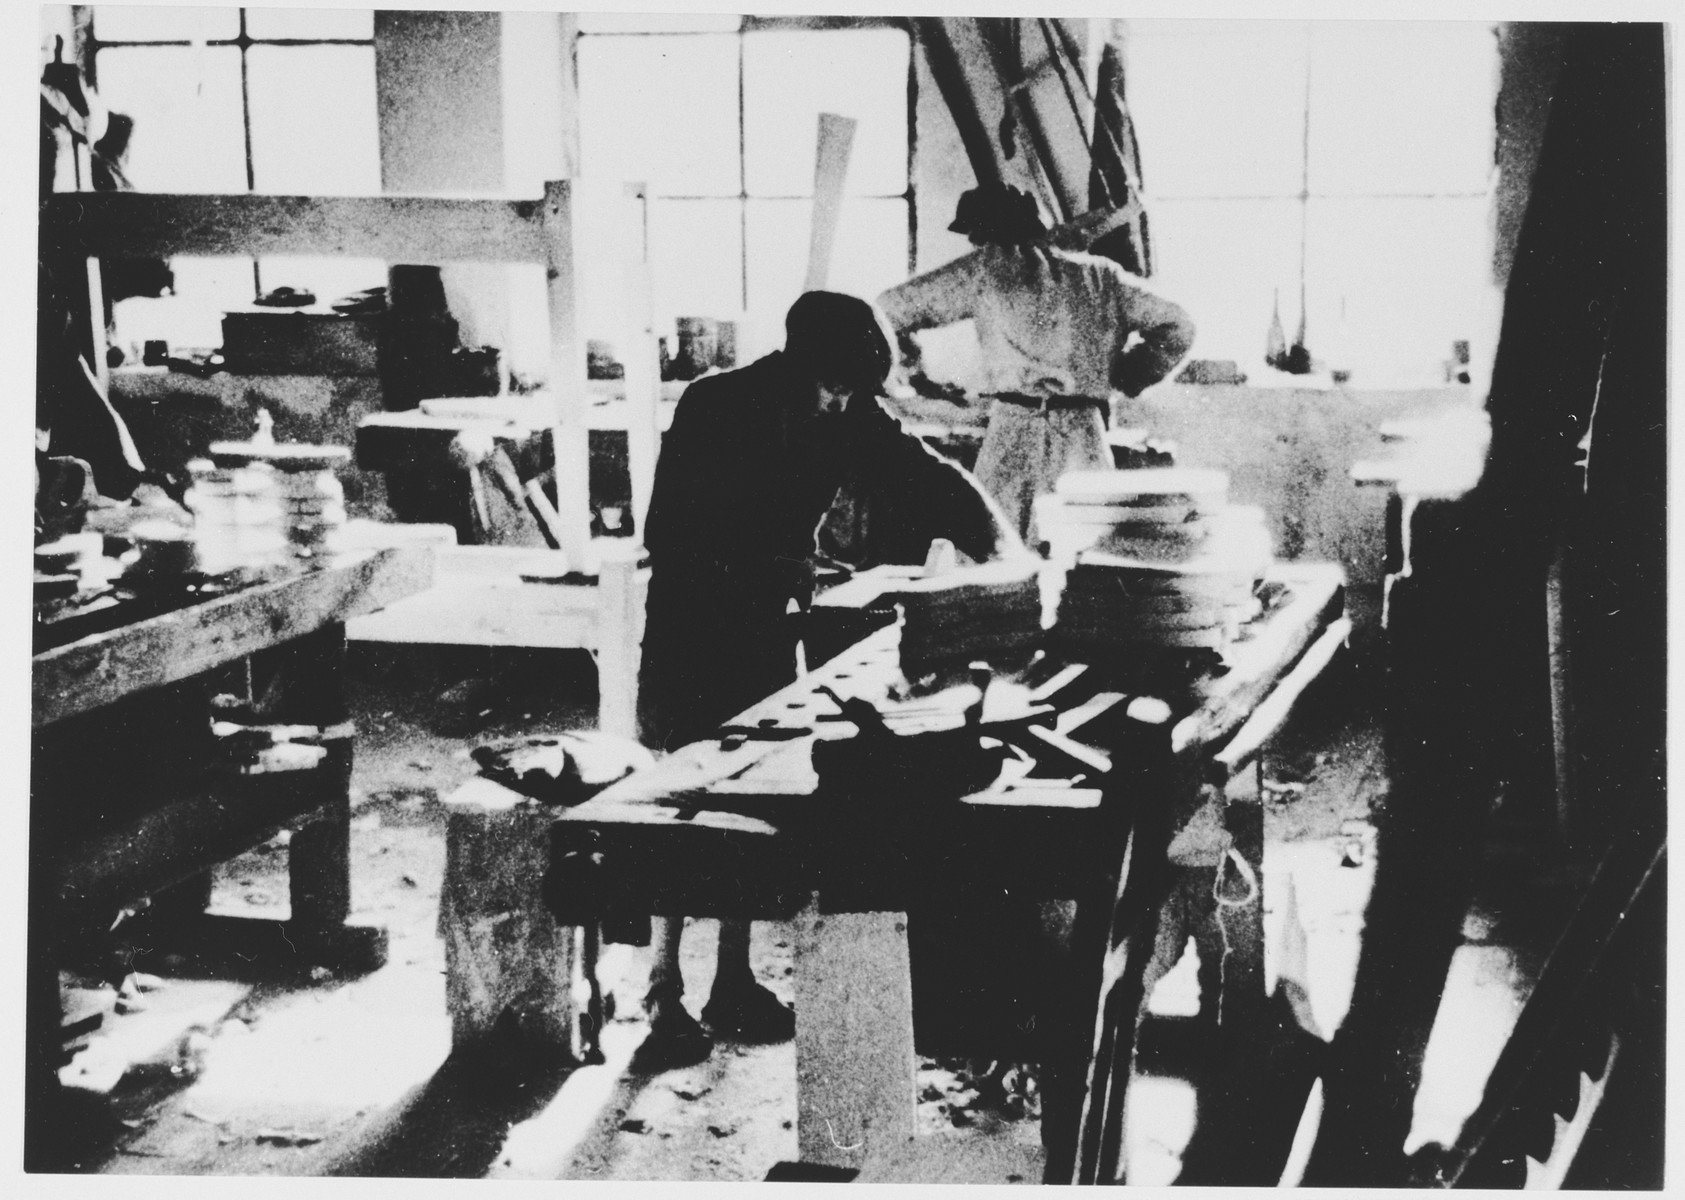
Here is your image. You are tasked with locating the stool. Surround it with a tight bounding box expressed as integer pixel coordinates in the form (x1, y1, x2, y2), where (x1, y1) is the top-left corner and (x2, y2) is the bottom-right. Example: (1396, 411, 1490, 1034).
(439, 776, 581, 1063)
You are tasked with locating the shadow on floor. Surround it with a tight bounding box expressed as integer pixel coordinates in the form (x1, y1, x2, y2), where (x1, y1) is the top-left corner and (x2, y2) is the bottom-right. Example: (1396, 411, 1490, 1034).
(323, 1022, 580, 1178)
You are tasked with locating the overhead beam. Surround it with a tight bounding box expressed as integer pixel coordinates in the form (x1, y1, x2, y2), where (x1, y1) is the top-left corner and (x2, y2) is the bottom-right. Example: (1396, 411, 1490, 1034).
(40, 191, 549, 264)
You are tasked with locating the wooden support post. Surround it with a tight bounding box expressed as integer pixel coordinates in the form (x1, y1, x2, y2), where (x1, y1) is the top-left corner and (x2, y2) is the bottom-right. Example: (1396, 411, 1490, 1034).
(439, 778, 578, 1061)
(84, 256, 110, 394)
(540, 179, 593, 568)
(594, 541, 643, 740)
(1545, 543, 1574, 840)
(1063, 698, 1180, 1185)
(270, 623, 355, 930)
(794, 898, 917, 1171)
(622, 182, 660, 538)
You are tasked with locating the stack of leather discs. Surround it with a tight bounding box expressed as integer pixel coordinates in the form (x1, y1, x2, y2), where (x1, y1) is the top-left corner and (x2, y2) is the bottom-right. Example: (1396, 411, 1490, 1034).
(895, 558, 1043, 682)
(185, 457, 285, 578)
(209, 441, 351, 563)
(1045, 468, 1272, 656)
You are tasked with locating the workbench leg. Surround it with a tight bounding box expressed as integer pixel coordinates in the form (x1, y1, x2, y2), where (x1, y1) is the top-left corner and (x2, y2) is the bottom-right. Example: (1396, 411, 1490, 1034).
(1175, 784, 1314, 1186)
(262, 622, 387, 973)
(25, 776, 69, 1172)
(793, 899, 917, 1171)
(594, 541, 643, 741)
(439, 786, 579, 1064)
(1060, 705, 1182, 1184)
(1038, 834, 1131, 1184)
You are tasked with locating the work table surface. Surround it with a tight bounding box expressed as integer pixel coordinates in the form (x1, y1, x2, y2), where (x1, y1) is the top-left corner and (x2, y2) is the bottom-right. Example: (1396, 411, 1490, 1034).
(552, 561, 1345, 916)
(33, 537, 437, 728)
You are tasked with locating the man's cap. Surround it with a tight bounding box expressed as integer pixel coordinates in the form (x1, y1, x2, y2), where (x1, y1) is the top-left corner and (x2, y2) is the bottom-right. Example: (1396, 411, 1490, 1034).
(948, 182, 1047, 245)
(784, 290, 893, 392)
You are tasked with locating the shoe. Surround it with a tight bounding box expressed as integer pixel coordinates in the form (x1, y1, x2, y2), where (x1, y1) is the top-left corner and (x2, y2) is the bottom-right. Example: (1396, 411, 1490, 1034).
(633, 986, 713, 1071)
(701, 980, 795, 1043)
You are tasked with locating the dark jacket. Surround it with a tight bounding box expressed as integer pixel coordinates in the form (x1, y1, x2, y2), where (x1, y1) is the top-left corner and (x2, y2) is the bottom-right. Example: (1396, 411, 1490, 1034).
(637, 351, 1006, 750)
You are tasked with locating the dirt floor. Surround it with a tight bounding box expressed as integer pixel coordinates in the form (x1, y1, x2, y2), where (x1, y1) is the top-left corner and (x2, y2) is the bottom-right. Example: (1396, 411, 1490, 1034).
(53, 623, 1541, 1183)
(57, 646, 1060, 1181)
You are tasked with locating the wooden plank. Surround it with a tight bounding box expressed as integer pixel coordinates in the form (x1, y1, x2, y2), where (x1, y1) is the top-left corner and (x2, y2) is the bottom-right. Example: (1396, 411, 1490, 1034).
(621, 182, 661, 537)
(794, 901, 916, 1169)
(803, 113, 858, 293)
(594, 541, 645, 740)
(541, 180, 594, 566)
(33, 545, 434, 727)
(55, 767, 332, 919)
(1170, 563, 1345, 759)
(354, 410, 552, 473)
(1209, 616, 1352, 784)
(344, 579, 599, 649)
(41, 190, 547, 265)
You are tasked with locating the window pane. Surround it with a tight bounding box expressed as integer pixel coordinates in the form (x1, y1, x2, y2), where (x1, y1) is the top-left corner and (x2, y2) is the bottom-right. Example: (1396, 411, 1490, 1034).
(1124, 21, 1310, 198)
(255, 257, 386, 307)
(579, 34, 741, 197)
(744, 198, 909, 335)
(578, 13, 742, 34)
(743, 29, 909, 197)
(1308, 22, 1497, 197)
(245, 8, 374, 40)
(92, 5, 239, 42)
(247, 45, 380, 194)
(1138, 197, 1304, 367)
(829, 198, 912, 301)
(648, 199, 743, 335)
(1304, 196, 1500, 386)
(93, 46, 246, 192)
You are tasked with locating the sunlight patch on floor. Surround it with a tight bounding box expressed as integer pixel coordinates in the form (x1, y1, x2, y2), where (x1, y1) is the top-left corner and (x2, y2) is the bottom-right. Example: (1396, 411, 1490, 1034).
(1122, 1074, 1198, 1186)
(1404, 943, 1529, 1155)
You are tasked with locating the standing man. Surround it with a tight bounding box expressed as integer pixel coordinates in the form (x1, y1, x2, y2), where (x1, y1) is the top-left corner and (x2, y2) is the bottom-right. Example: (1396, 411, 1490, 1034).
(878, 183, 1196, 547)
(636, 289, 1023, 1061)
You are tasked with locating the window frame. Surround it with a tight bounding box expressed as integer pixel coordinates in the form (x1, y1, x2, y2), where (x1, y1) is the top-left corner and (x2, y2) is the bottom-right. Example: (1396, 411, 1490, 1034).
(82, 6, 379, 300)
(83, 6, 376, 196)
(1122, 18, 1500, 382)
(576, 15, 920, 315)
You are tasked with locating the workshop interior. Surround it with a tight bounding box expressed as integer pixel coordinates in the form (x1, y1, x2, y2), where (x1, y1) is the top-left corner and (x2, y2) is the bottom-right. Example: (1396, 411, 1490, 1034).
(30, 8, 1665, 1187)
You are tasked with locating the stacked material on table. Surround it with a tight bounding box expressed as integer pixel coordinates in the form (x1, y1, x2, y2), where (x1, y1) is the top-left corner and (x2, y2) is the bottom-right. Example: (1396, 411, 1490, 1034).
(895, 557, 1043, 681)
(1043, 468, 1273, 655)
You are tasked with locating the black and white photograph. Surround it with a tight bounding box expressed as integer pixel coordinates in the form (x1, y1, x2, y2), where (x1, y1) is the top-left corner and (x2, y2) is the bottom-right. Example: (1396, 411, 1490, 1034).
(24, 1, 1670, 1187)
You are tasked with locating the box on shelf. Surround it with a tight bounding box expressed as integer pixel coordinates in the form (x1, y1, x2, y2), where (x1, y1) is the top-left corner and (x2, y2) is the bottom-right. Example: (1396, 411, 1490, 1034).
(221, 309, 382, 376)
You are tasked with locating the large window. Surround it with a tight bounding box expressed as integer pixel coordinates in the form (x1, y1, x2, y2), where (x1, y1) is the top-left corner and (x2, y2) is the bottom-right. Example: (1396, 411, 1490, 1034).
(82, 8, 916, 370)
(576, 13, 915, 361)
(1126, 20, 1500, 388)
(85, 6, 384, 354)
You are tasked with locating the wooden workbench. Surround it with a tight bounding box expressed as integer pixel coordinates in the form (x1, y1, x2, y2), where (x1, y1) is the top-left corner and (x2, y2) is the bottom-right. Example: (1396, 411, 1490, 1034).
(26, 536, 435, 1169)
(546, 561, 1348, 1183)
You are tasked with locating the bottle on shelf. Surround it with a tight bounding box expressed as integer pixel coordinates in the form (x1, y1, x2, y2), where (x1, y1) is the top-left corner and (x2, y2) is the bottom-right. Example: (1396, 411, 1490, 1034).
(1265, 288, 1287, 370)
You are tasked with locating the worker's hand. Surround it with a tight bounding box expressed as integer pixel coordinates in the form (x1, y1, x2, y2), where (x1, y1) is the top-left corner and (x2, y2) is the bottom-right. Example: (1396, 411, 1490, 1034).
(895, 330, 924, 371)
(907, 370, 972, 405)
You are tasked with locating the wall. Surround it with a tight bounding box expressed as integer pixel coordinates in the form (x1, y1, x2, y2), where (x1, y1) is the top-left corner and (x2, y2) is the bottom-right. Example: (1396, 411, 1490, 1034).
(911, 32, 976, 274)
(375, 10, 505, 195)
(373, 10, 580, 385)
(1115, 384, 1480, 590)
(1491, 23, 1570, 291)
